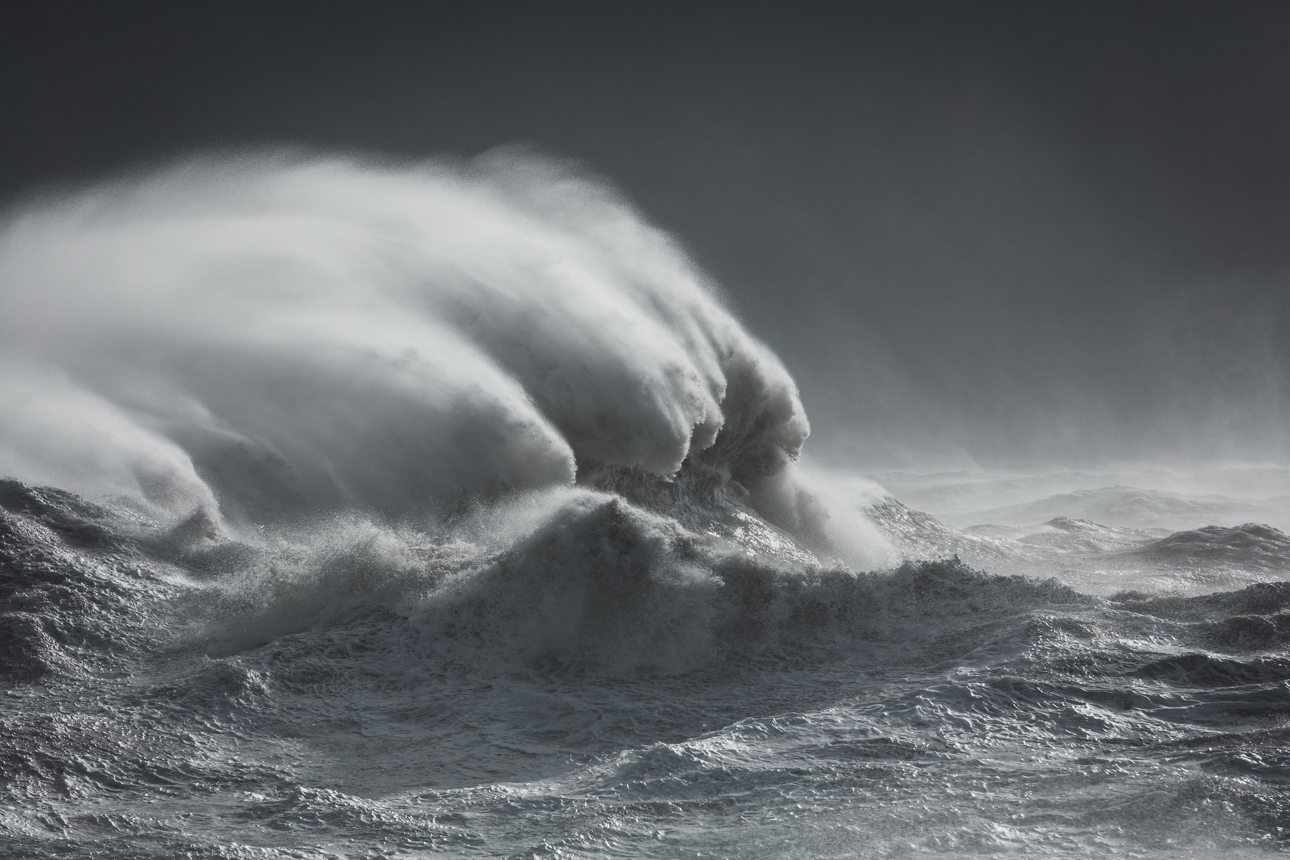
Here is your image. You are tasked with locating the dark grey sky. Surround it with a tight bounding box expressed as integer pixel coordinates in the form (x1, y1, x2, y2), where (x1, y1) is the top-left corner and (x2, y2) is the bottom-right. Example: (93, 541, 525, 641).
(5, 1, 1289, 468)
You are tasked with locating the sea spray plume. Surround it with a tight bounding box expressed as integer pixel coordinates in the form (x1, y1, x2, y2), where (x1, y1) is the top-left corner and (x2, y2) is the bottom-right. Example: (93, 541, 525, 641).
(0, 150, 817, 537)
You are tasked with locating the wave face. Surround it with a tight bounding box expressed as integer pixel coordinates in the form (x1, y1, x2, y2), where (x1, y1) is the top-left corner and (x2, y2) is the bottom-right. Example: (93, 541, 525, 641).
(4, 155, 1290, 858)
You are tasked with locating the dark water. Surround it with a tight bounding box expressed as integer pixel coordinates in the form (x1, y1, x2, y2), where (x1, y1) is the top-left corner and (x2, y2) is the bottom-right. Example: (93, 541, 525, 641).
(4, 473, 1290, 858)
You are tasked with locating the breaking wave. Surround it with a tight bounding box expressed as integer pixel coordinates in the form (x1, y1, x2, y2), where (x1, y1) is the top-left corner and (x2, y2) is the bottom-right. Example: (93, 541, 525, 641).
(7, 150, 1290, 857)
(0, 150, 858, 557)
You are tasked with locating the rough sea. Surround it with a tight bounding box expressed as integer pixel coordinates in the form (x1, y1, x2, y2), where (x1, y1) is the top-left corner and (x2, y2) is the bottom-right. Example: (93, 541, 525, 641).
(3, 152, 1290, 858)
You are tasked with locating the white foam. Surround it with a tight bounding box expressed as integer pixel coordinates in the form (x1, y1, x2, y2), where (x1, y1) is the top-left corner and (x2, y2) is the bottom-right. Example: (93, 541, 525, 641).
(0, 151, 810, 528)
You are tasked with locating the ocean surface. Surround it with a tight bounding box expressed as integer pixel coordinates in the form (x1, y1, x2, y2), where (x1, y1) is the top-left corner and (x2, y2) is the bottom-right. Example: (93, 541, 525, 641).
(3, 153, 1290, 858)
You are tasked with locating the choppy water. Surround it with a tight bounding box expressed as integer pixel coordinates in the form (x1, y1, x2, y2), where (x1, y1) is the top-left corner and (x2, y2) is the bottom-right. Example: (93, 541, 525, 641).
(6, 470, 1290, 858)
(3, 153, 1290, 858)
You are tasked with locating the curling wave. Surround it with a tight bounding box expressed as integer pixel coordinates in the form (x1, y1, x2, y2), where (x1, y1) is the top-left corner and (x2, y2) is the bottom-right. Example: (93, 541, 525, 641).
(0, 150, 813, 537)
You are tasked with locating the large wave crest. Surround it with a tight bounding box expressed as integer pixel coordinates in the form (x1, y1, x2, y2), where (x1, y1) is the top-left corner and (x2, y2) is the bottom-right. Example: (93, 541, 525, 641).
(0, 150, 814, 535)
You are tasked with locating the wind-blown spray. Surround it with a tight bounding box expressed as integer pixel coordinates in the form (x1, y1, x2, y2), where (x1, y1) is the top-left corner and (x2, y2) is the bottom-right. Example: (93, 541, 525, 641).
(3, 150, 1289, 858)
(0, 150, 819, 534)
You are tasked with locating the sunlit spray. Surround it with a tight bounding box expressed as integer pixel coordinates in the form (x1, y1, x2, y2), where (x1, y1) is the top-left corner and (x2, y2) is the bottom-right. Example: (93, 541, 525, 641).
(0, 151, 878, 562)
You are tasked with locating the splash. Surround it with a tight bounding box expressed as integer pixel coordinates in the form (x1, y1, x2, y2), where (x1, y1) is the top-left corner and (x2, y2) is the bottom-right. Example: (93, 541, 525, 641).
(0, 150, 814, 533)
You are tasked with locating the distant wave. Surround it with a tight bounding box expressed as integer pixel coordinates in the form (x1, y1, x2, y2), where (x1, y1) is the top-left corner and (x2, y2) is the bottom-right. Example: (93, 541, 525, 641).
(1125, 523, 1290, 573)
(863, 491, 1290, 594)
(962, 485, 1290, 532)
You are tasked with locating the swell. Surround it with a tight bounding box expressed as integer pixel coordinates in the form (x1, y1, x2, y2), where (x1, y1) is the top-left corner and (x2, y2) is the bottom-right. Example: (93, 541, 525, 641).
(9, 465, 1290, 678)
(0, 473, 1063, 677)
